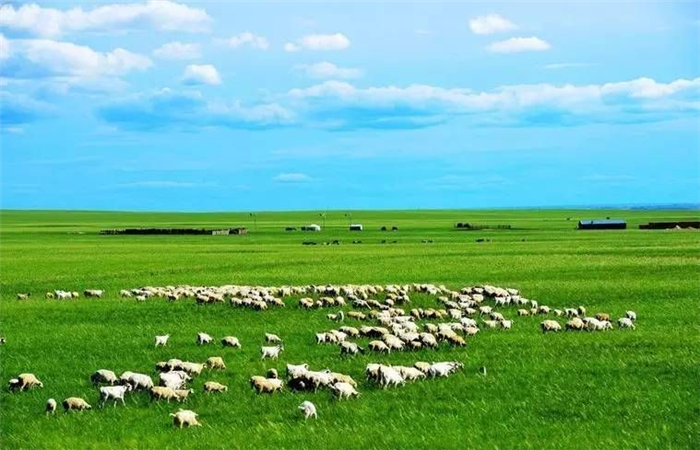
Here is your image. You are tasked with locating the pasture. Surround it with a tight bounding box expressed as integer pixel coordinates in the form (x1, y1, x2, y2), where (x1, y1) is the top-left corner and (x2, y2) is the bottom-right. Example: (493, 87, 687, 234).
(0, 209, 699, 450)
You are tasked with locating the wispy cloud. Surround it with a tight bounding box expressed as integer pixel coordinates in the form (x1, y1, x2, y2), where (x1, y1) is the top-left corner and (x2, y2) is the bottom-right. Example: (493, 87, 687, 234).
(218, 32, 269, 50)
(273, 173, 311, 182)
(469, 14, 518, 35)
(153, 41, 201, 60)
(295, 61, 362, 79)
(487, 37, 551, 53)
(544, 62, 591, 70)
(284, 33, 350, 52)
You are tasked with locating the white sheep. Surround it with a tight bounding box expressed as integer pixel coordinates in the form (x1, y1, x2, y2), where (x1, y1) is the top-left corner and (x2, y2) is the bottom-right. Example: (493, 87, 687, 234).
(91, 369, 118, 385)
(618, 317, 636, 329)
(99, 385, 131, 407)
(221, 336, 241, 348)
(261, 345, 284, 360)
(265, 333, 282, 343)
(63, 397, 92, 411)
(298, 400, 317, 419)
(500, 319, 513, 330)
(331, 382, 359, 400)
(196, 333, 213, 345)
(626, 310, 637, 321)
(170, 409, 201, 428)
(286, 363, 310, 379)
(46, 398, 57, 414)
(155, 334, 170, 347)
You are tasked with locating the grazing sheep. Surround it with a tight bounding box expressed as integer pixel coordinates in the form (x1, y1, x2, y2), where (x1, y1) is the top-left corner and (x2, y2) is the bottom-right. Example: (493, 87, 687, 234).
(62, 397, 91, 412)
(447, 334, 466, 347)
(578, 306, 586, 316)
(84, 289, 104, 298)
(368, 340, 390, 353)
(155, 335, 170, 347)
(205, 357, 226, 370)
(553, 309, 563, 317)
(618, 317, 636, 330)
(427, 362, 463, 378)
(566, 318, 585, 331)
(119, 290, 132, 298)
(286, 363, 310, 379)
(45, 292, 56, 299)
(500, 319, 513, 330)
(99, 385, 131, 407)
(180, 362, 204, 376)
(250, 376, 284, 394)
(203, 381, 228, 393)
(261, 345, 284, 360)
(538, 306, 551, 315)
(298, 400, 317, 420)
(327, 311, 345, 322)
(541, 320, 562, 333)
(91, 369, 118, 385)
(339, 341, 364, 356)
(0, 337, 5, 345)
(396, 366, 426, 381)
(595, 313, 610, 322)
(124, 373, 154, 391)
(174, 389, 194, 402)
(378, 366, 405, 388)
(331, 382, 359, 400)
(626, 310, 637, 321)
(414, 362, 431, 374)
(135, 295, 147, 302)
(196, 333, 213, 345)
(565, 308, 579, 317)
(482, 320, 498, 329)
(150, 386, 178, 402)
(159, 372, 188, 390)
(9, 373, 43, 392)
(267, 368, 279, 379)
(221, 336, 241, 348)
(265, 333, 282, 344)
(331, 372, 357, 387)
(170, 409, 201, 428)
(46, 398, 57, 414)
(16, 293, 30, 300)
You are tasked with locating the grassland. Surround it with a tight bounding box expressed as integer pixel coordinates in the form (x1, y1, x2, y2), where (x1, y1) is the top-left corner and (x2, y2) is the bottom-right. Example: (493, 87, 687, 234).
(0, 209, 699, 450)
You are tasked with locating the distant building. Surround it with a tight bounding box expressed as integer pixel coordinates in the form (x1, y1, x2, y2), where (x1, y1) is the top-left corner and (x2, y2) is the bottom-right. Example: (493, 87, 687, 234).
(577, 219, 627, 230)
(349, 224, 363, 231)
(639, 221, 700, 230)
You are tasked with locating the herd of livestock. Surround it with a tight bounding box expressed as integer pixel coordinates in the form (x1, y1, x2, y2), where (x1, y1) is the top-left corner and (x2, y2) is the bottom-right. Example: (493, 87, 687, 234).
(4, 283, 637, 428)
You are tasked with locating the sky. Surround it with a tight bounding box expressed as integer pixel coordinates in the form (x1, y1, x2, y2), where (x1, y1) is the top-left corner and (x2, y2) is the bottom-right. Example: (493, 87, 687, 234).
(0, 0, 699, 211)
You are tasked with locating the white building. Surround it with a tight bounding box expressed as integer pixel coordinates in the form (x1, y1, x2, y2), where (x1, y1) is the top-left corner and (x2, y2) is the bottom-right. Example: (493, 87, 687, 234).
(306, 223, 321, 231)
(349, 224, 363, 231)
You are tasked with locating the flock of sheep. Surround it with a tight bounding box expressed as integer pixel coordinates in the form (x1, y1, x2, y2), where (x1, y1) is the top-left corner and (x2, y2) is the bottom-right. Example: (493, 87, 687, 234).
(6, 282, 637, 428)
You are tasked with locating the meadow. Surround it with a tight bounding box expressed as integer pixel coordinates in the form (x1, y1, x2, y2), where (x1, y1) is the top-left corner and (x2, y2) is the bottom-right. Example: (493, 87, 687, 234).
(0, 209, 699, 450)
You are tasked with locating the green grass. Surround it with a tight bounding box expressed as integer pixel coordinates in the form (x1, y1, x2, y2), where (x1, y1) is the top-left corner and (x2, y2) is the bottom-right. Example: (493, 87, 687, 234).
(1, 209, 699, 450)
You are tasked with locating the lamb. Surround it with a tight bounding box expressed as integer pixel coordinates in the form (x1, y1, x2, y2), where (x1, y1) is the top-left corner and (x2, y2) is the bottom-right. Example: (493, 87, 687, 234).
(196, 332, 213, 345)
(99, 385, 131, 407)
(541, 320, 562, 333)
(618, 318, 636, 329)
(261, 345, 284, 360)
(9, 373, 43, 392)
(339, 341, 363, 356)
(331, 382, 359, 400)
(265, 333, 282, 343)
(150, 386, 178, 402)
(91, 369, 118, 385)
(298, 400, 317, 420)
(205, 357, 226, 370)
(221, 336, 241, 348)
(154, 334, 170, 347)
(46, 398, 57, 414)
(626, 310, 637, 321)
(203, 381, 228, 393)
(62, 397, 92, 412)
(286, 363, 310, 379)
(170, 409, 201, 428)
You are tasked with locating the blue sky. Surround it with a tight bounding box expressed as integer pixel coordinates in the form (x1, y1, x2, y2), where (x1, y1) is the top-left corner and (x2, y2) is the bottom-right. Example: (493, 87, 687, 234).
(1, 0, 699, 211)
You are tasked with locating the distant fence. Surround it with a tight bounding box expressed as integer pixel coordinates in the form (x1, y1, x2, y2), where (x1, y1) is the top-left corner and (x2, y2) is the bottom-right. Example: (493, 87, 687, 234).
(100, 227, 247, 236)
(455, 223, 511, 230)
(639, 221, 700, 230)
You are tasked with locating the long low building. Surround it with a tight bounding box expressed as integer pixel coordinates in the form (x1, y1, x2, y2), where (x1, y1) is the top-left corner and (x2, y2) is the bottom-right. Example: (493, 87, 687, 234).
(577, 219, 627, 230)
(639, 221, 700, 229)
(100, 227, 247, 235)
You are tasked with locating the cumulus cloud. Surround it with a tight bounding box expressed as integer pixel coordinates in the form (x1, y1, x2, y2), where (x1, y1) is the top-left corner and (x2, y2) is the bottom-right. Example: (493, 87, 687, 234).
(97, 88, 293, 131)
(0, 1, 211, 38)
(284, 33, 350, 51)
(0, 35, 152, 85)
(487, 37, 551, 53)
(469, 14, 518, 35)
(287, 77, 700, 129)
(273, 173, 311, 182)
(181, 64, 221, 86)
(219, 32, 269, 50)
(297, 61, 362, 79)
(153, 41, 200, 60)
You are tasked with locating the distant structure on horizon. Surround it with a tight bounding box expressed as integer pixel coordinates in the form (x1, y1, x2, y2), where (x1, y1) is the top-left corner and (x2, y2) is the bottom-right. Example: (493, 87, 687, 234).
(100, 227, 247, 235)
(302, 224, 322, 232)
(349, 224, 363, 231)
(577, 219, 627, 230)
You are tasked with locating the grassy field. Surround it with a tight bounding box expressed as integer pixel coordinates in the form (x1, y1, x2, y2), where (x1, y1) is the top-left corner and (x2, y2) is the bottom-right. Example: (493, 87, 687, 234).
(0, 209, 699, 450)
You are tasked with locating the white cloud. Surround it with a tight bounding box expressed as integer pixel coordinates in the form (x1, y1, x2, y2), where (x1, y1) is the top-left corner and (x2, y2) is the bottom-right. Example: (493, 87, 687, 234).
(0, 33, 9, 60)
(1, 36, 152, 83)
(273, 173, 311, 182)
(153, 41, 200, 60)
(487, 37, 551, 53)
(181, 64, 221, 86)
(220, 32, 269, 50)
(469, 14, 518, 35)
(287, 77, 700, 129)
(297, 61, 362, 79)
(284, 33, 350, 51)
(0, 1, 212, 38)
